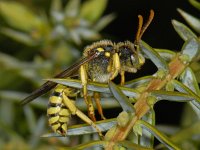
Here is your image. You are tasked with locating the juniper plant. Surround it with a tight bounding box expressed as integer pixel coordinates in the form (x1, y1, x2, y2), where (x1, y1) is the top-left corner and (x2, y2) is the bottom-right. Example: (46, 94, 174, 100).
(45, 13, 200, 150)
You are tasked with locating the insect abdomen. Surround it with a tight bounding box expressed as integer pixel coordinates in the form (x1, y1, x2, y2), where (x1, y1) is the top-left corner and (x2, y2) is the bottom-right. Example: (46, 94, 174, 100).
(47, 85, 72, 136)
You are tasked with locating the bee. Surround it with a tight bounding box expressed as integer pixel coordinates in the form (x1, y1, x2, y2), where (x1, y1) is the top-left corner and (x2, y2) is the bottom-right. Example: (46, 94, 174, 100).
(20, 10, 154, 136)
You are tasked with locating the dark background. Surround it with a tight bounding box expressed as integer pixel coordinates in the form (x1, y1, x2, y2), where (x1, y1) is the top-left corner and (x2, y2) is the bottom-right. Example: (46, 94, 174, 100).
(102, 0, 199, 125)
(104, 0, 199, 49)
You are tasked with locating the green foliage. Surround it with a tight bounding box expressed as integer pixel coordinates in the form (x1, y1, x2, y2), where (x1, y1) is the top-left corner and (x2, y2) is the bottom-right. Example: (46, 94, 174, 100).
(0, 0, 114, 68)
(46, 23, 200, 149)
(1, 0, 200, 149)
(0, 0, 114, 89)
(176, 3, 200, 83)
(0, 1, 44, 31)
(0, 0, 113, 149)
(80, 0, 107, 22)
(189, 0, 200, 11)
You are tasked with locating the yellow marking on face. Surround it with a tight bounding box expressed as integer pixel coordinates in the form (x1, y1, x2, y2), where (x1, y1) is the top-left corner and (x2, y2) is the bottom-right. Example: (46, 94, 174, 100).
(105, 52, 110, 57)
(96, 47, 104, 52)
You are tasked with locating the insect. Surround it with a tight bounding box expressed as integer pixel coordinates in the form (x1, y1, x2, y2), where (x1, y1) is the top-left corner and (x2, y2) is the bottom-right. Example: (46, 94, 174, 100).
(20, 10, 154, 136)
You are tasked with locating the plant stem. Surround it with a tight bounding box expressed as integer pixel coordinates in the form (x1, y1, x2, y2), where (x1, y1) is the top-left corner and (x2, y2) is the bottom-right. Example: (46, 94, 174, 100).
(105, 53, 187, 149)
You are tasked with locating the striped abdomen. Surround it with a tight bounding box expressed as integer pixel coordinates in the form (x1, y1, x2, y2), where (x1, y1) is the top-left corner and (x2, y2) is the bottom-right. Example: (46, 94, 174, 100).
(47, 85, 77, 136)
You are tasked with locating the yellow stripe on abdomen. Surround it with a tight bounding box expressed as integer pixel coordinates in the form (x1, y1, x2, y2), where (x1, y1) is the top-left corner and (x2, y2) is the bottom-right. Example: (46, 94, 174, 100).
(47, 85, 77, 136)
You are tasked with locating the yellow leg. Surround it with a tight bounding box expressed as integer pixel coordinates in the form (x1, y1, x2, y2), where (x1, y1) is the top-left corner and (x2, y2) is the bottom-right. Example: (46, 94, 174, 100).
(80, 65, 88, 104)
(88, 96, 96, 122)
(94, 92, 106, 120)
(62, 91, 103, 138)
(120, 71, 125, 86)
(80, 65, 96, 121)
(110, 53, 121, 80)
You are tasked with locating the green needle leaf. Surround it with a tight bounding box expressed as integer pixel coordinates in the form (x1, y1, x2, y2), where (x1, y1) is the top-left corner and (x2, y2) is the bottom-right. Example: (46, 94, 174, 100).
(140, 110, 155, 148)
(117, 140, 153, 150)
(61, 140, 108, 150)
(42, 118, 116, 137)
(136, 120, 181, 150)
(80, 0, 107, 22)
(0, 1, 44, 31)
(0, 28, 37, 46)
(140, 41, 168, 71)
(180, 68, 200, 116)
(65, 0, 80, 17)
(50, 0, 62, 13)
(178, 8, 200, 33)
(125, 76, 154, 88)
(29, 116, 46, 148)
(170, 120, 200, 143)
(151, 90, 195, 102)
(0, 91, 46, 109)
(23, 106, 36, 134)
(94, 13, 116, 31)
(172, 80, 200, 103)
(181, 67, 200, 95)
(189, 0, 200, 10)
(76, 97, 120, 111)
(47, 78, 140, 98)
(172, 19, 197, 41)
(109, 81, 135, 113)
(181, 38, 200, 62)
(155, 49, 176, 62)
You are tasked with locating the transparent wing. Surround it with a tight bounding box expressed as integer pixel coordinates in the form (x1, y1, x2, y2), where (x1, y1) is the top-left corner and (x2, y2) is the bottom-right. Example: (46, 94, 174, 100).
(20, 52, 97, 105)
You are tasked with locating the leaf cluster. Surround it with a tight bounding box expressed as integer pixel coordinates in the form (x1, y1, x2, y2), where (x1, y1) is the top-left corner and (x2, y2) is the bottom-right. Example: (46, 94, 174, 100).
(1, 0, 200, 149)
(0, 0, 113, 149)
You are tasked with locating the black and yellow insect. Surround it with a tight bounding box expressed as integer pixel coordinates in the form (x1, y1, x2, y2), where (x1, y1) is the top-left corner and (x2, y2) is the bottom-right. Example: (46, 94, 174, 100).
(20, 10, 154, 136)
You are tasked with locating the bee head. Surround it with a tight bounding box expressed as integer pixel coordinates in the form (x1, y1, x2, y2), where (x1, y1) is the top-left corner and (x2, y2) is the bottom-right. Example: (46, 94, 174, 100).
(117, 41, 145, 72)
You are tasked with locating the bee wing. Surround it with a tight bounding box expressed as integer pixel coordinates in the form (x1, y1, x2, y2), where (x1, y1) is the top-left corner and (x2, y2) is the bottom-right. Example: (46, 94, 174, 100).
(20, 52, 97, 105)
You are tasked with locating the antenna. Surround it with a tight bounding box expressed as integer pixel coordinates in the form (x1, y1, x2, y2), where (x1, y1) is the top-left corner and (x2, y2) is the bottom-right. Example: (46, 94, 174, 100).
(135, 9, 154, 45)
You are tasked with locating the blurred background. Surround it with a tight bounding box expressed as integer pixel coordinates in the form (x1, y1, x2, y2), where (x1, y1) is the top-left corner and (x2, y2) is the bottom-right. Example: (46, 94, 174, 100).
(0, 0, 199, 149)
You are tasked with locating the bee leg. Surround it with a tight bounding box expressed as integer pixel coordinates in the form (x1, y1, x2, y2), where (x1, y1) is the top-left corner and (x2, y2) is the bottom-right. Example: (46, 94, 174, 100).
(88, 96, 96, 121)
(120, 71, 125, 85)
(62, 91, 103, 138)
(80, 65, 96, 121)
(110, 53, 121, 80)
(94, 92, 106, 120)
